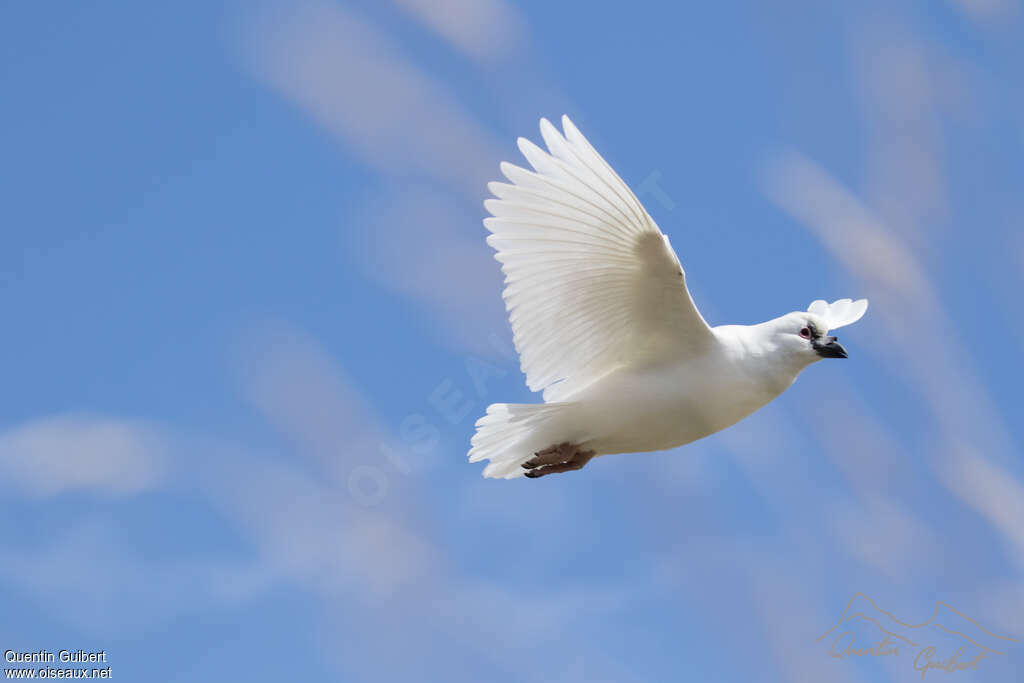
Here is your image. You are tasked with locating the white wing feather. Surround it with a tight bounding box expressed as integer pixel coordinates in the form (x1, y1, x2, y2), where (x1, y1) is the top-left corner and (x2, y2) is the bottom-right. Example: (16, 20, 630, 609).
(807, 298, 869, 330)
(485, 116, 712, 402)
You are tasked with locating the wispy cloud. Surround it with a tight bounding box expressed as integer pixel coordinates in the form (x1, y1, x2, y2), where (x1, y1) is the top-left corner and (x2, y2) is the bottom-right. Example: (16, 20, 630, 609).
(232, 0, 530, 355)
(201, 449, 439, 599)
(761, 149, 1023, 573)
(946, 0, 1019, 26)
(939, 448, 1024, 569)
(233, 0, 504, 201)
(220, 321, 662, 678)
(226, 320, 448, 597)
(849, 25, 948, 246)
(759, 18, 1022, 591)
(389, 0, 527, 64)
(348, 186, 507, 353)
(232, 320, 388, 479)
(0, 414, 167, 497)
(0, 519, 270, 636)
(826, 493, 940, 580)
(761, 152, 934, 314)
(747, 566, 868, 683)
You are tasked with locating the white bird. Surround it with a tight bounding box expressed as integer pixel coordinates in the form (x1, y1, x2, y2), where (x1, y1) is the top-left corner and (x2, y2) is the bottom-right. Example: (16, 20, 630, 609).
(469, 116, 867, 479)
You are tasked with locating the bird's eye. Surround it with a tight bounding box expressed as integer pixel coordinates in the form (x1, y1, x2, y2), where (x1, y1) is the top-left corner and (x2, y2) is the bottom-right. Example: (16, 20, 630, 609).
(799, 327, 811, 339)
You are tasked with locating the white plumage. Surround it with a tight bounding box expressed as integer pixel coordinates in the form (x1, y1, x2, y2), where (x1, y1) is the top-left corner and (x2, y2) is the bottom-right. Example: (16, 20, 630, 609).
(470, 116, 867, 479)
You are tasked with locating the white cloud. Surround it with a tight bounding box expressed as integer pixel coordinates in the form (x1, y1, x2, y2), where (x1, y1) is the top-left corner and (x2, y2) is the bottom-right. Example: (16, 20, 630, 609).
(946, 0, 1018, 25)
(202, 450, 439, 599)
(760, 153, 1013, 451)
(827, 493, 939, 580)
(0, 520, 270, 636)
(939, 447, 1024, 570)
(232, 320, 388, 477)
(762, 151, 1024, 577)
(233, 1, 536, 354)
(225, 321, 445, 596)
(747, 567, 867, 683)
(348, 186, 508, 354)
(849, 27, 948, 245)
(0, 340, 643, 676)
(761, 152, 934, 315)
(232, 0, 504, 201)
(0, 414, 167, 497)
(977, 581, 1024, 638)
(390, 0, 527, 64)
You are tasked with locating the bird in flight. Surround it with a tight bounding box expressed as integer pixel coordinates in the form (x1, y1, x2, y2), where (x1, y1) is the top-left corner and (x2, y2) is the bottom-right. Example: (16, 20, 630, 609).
(469, 116, 867, 478)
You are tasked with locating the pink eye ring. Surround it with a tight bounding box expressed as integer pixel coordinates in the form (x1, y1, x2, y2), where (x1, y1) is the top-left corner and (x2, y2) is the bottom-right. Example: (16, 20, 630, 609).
(799, 327, 811, 339)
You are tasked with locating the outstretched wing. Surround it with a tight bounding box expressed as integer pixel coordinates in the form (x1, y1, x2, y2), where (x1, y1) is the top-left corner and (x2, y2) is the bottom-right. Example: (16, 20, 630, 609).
(485, 116, 713, 403)
(807, 298, 869, 330)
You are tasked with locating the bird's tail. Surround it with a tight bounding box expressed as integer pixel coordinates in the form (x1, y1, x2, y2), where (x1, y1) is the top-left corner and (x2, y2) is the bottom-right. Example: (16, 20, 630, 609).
(468, 402, 578, 479)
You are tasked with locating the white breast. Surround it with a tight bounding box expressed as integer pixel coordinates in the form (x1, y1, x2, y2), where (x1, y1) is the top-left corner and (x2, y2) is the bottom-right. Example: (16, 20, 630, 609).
(566, 340, 795, 456)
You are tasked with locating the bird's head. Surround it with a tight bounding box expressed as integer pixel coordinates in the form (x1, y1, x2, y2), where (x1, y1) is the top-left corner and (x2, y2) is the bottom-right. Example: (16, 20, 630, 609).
(764, 298, 868, 369)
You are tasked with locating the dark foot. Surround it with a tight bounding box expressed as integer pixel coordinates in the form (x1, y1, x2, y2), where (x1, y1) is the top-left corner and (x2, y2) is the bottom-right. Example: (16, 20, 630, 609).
(522, 442, 575, 469)
(522, 443, 595, 478)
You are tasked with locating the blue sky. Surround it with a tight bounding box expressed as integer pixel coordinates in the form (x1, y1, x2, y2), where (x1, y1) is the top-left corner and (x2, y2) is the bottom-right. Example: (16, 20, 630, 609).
(2, 1, 1023, 681)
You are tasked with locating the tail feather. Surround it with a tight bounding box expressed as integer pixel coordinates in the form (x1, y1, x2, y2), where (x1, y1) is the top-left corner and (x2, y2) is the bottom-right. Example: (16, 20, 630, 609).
(469, 402, 576, 479)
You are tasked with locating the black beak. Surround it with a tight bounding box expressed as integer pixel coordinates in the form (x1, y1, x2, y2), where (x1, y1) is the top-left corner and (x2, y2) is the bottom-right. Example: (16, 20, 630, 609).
(813, 335, 848, 359)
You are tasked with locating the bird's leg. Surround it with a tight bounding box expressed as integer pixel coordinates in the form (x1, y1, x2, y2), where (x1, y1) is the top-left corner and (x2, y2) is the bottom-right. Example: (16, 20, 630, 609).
(522, 445, 595, 478)
(522, 442, 575, 469)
